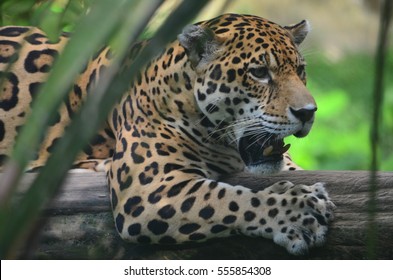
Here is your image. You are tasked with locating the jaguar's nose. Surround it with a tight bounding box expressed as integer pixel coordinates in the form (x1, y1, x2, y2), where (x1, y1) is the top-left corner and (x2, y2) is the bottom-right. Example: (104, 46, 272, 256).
(290, 106, 317, 123)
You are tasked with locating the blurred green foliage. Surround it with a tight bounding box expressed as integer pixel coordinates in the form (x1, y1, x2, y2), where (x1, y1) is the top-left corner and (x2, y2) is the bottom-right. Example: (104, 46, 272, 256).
(288, 53, 393, 171)
(1, 0, 92, 33)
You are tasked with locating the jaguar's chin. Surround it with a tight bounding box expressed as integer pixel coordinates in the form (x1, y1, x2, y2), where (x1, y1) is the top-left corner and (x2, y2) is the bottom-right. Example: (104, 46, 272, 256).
(238, 133, 290, 174)
(245, 160, 284, 174)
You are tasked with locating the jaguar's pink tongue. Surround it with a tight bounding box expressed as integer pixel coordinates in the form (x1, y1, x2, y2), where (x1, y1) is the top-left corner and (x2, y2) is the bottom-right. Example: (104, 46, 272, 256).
(262, 143, 291, 156)
(262, 145, 274, 156)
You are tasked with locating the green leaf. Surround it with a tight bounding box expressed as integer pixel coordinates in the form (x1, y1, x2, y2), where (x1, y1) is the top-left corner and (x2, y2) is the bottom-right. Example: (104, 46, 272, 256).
(0, 0, 160, 258)
(0, 0, 209, 259)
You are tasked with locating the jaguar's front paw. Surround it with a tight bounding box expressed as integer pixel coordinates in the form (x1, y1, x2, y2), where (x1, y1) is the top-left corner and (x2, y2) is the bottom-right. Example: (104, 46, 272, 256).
(261, 182, 335, 255)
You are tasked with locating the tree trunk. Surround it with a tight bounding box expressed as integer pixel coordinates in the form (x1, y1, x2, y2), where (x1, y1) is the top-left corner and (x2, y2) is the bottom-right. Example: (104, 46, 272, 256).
(12, 171, 393, 259)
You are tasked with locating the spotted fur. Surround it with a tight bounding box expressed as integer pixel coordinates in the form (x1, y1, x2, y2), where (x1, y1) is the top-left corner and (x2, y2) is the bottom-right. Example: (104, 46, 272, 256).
(0, 14, 334, 255)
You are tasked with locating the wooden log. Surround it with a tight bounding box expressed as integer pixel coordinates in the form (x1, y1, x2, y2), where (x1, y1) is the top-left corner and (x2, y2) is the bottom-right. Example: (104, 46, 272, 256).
(12, 171, 393, 259)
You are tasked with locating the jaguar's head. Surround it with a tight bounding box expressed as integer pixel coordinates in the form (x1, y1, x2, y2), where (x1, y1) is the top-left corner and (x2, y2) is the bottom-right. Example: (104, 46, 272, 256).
(178, 14, 316, 173)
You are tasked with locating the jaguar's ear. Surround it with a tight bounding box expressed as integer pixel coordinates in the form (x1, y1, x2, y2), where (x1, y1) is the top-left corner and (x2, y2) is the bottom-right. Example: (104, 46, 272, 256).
(284, 20, 310, 45)
(178, 25, 223, 69)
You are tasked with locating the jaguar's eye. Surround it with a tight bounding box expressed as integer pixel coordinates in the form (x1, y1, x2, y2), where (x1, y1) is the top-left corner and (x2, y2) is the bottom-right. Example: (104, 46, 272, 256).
(249, 67, 270, 82)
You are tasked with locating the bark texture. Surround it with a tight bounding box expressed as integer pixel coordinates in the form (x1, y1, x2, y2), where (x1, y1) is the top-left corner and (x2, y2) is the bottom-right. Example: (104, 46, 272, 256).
(12, 171, 393, 259)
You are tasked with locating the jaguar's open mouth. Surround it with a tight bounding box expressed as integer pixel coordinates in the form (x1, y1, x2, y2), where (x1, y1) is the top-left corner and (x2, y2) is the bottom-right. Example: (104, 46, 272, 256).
(238, 133, 290, 167)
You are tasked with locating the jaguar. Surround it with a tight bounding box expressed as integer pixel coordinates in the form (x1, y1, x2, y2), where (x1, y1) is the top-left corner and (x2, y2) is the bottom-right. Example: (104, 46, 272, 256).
(0, 13, 334, 255)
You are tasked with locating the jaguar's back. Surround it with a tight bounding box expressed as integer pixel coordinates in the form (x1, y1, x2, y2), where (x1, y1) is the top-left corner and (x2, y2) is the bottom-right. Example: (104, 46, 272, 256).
(0, 26, 115, 170)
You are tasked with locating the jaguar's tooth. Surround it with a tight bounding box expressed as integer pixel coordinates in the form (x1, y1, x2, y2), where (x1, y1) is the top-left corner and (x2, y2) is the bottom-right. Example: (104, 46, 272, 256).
(282, 143, 291, 153)
(263, 145, 274, 156)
